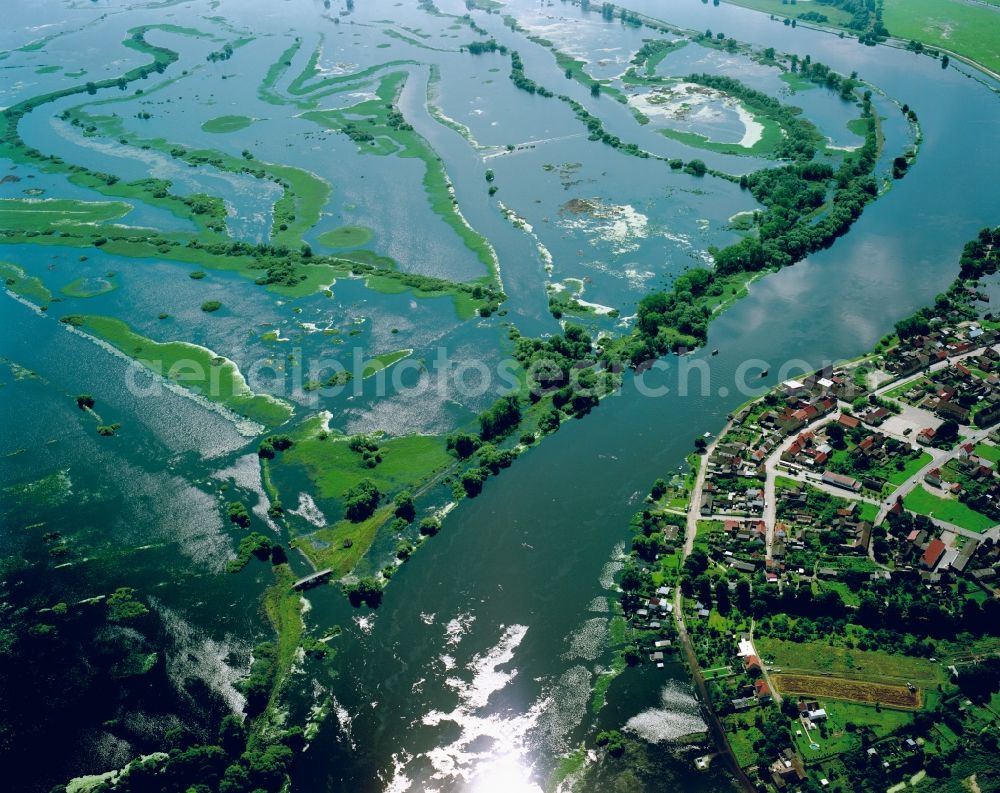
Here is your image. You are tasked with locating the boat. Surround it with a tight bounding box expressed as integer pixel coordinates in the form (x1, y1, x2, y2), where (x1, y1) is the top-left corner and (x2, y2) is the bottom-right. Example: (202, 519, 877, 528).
(760, 369, 769, 378)
(711, 348, 719, 356)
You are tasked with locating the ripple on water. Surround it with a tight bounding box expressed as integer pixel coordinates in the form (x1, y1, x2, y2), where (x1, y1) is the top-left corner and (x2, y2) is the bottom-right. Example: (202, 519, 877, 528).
(532, 665, 592, 754)
(598, 541, 627, 590)
(561, 617, 608, 662)
(153, 601, 249, 717)
(624, 680, 707, 744)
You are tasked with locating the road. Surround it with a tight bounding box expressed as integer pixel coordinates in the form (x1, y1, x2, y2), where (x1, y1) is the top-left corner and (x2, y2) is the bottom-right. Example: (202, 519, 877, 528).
(672, 585, 755, 791)
(677, 423, 755, 792)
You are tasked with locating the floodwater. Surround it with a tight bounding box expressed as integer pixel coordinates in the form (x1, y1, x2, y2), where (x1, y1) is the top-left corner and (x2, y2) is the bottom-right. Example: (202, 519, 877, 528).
(1, 0, 998, 790)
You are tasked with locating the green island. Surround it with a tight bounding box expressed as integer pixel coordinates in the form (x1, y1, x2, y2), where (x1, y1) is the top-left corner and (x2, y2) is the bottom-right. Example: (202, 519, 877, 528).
(60, 314, 293, 426)
(200, 114, 256, 133)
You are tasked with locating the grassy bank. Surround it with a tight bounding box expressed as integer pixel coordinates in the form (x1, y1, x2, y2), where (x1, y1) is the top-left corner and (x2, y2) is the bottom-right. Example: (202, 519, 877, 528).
(0, 198, 133, 231)
(65, 314, 293, 425)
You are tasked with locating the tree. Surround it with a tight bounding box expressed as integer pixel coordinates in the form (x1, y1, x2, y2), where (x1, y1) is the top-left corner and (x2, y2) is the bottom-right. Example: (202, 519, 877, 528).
(345, 577, 383, 608)
(736, 579, 752, 613)
(650, 478, 667, 500)
(217, 714, 246, 758)
(394, 490, 415, 522)
(107, 587, 149, 622)
(343, 479, 381, 521)
(75, 394, 95, 409)
(590, 82, 600, 97)
(716, 580, 732, 615)
(461, 467, 488, 496)
(937, 419, 959, 443)
(447, 432, 480, 459)
(684, 547, 709, 576)
(419, 516, 441, 536)
(478, 394, 522, 440)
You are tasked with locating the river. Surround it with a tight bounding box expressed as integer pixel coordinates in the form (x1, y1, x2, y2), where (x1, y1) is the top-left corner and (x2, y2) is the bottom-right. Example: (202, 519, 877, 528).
(1, 0, 998, 790)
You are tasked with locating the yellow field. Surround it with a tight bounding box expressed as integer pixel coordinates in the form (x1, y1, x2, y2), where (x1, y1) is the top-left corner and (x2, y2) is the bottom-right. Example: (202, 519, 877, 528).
(772, 673, 920, 709)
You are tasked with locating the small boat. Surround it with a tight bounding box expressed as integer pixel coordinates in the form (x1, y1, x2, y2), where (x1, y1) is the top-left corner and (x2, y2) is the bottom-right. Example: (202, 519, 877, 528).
(760, 369, 769, 378)
(711, 348, 719, 356)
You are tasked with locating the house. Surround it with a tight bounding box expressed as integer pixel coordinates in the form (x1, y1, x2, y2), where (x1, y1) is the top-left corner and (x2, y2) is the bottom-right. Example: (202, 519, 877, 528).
(822, 471, 862, 493)
(700, 492, 714, 516)
(807, 708, 828, 722)
(922, 538, 946, 570)
(936, 401, 970, 423)
(730, 559, 758, 574)
(917, 427, 936, 445)
(924, 468, 942, 487)
(755, 679, 773, 701)
(744, 655, 762, 673)
(782, 379, 808, 398)
(838, 413, 860, 429)
(951, 540, 979, 573)
(732, 697, 757, 712)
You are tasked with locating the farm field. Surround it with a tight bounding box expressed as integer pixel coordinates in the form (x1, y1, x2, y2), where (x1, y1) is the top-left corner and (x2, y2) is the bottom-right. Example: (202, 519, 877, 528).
(771, 673, 920, 708)
(883, 0, 1000, 75)
(756, 637, 947, 687)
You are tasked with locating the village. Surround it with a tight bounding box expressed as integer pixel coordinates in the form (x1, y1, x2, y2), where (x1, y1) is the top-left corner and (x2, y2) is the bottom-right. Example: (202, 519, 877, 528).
(618, 300, 1000, 793)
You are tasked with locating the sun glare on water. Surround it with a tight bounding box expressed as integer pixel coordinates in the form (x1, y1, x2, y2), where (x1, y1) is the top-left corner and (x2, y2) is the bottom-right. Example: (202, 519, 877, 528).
(466, 754, 543, 793)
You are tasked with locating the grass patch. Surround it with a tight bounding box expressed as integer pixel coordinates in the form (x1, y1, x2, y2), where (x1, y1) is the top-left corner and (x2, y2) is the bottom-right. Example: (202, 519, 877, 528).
(0, 261, 52, 305)
(201, 114, 255, 133)
(973, 442, 1000, 464)
(67, 315, 292, 425)
(722, 0, 856, 29)
(317, 225, 373, 248)
(658, 109, 785, 157)
(60, 276, 117, 298)
(280, 431, 452, 505)
(883, 0, 1000, 75)
(0, 198, 132, 231)
(757, 637, 947, 687)
(361, 349, 413, 379)
(903, 484, 995, 533)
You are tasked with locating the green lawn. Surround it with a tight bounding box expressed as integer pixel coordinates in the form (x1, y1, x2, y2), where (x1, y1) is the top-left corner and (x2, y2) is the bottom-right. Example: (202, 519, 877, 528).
(273, 423, 456, 572)
(903, 485, 995, 532)
(724, 716, 765, 768)
(61, 276, 117, 298)
(722, 0, 855, 28)
(882, 451, 932, 485)
(973, 442, 1000, 464)
(792, 700, 913, 761)
(658, 109, 786, 158)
